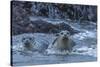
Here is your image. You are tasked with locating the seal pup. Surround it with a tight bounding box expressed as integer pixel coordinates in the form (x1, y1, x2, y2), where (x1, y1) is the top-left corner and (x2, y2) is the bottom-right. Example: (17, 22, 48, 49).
(22, 36, 36, 51)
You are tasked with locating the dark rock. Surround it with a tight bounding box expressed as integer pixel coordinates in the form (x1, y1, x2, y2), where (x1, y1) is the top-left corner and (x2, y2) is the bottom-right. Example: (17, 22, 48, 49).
(12, 18, 79, 35)
(11, 1, 96, 35)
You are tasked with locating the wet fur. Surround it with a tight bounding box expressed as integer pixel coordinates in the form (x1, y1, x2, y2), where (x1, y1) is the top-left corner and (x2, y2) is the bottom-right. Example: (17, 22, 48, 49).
(50, 30, 75, 52)
(22, 37, 35, 51)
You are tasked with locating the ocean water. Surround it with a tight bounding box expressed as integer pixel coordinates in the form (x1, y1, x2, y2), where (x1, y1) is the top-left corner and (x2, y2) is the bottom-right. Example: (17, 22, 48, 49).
(11, 18, 97, 66)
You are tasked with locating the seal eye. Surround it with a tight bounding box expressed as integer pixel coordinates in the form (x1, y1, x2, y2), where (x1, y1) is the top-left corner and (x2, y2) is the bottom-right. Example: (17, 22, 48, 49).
(23, 38, 25, 40)
(60, 32, 63, 35)
(29, 38, 32, 40)
(22, 38, 26, 42)
(67, 32, 69, 34)
(67, 32, 70, 35)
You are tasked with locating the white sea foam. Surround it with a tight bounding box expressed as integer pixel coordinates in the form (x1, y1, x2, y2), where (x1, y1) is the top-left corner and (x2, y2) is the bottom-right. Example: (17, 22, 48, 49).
(72, 46, 97, 57)
(46, 45, 97, 57)
(12, 33, 97, 57)
(73, 30, 96, 40)
(46, 48, 69, 55)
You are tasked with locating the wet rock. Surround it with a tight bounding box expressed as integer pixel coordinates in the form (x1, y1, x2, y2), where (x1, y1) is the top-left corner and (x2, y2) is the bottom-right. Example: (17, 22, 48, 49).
(12, 1, 96, 35)
(12, 18, 79, 35)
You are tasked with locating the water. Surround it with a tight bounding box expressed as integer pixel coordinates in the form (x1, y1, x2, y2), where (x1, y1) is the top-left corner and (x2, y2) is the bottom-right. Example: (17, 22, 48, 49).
(11, 18, 97, 66)
(12, 53, 96, 66)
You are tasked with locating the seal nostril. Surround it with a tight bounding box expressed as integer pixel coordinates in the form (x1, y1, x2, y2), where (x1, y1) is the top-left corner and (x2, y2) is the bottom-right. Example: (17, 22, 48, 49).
(64, 35, 67, 37)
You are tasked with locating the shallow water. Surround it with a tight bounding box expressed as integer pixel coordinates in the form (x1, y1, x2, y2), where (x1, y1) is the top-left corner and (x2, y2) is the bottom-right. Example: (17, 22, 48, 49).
(11, 18, 97, 66)
(12, 53, 96, 66)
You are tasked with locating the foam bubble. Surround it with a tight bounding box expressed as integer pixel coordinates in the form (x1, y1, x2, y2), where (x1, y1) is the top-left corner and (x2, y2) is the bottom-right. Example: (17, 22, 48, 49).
(72, 46, 97, 57)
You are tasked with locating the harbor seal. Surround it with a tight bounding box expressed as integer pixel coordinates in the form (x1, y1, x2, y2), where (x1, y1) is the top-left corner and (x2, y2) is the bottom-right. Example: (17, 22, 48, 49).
(48, 30, 75, 52)
(22, 36, 36, 51)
